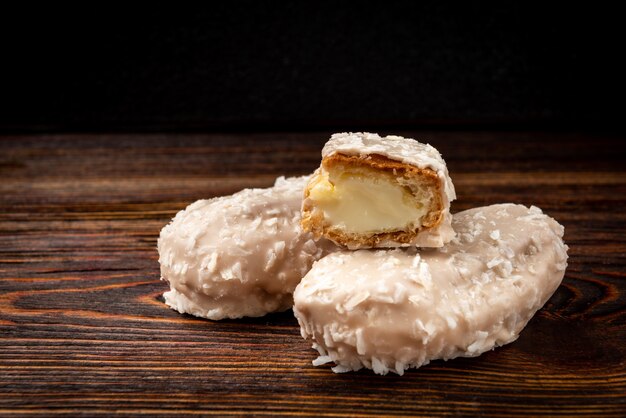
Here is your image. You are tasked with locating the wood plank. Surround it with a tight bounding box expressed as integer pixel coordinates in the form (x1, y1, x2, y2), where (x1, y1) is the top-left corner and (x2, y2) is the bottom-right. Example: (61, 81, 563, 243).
(1, 132, 625, 416)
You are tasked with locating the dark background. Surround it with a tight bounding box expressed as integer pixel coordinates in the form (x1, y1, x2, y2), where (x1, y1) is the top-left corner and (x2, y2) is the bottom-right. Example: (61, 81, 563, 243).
(1, 3, 624, 133)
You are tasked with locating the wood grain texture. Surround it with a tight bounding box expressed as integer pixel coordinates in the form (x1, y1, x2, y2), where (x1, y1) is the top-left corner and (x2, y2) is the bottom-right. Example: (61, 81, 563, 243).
(0, 132, 625, 417)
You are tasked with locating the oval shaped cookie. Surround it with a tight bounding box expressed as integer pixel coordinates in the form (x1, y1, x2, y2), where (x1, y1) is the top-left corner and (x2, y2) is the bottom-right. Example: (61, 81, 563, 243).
(158, 176, 336, 320)
(294, 204, 568, 374)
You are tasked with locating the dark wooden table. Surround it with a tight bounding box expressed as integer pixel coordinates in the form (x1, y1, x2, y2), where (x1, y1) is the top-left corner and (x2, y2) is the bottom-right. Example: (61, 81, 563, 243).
(1, 132, 625, 416)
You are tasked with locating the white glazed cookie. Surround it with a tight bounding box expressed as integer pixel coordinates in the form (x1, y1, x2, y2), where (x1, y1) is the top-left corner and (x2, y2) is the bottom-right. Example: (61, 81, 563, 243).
(301, 132, 456, 249)
(294, 204, 568, 375)
(158, 176, 336, 320)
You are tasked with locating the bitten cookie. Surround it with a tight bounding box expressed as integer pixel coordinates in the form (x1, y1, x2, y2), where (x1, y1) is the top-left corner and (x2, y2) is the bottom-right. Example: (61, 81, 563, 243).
(301, 132, 456, 249)
(294, 204, 568, 375)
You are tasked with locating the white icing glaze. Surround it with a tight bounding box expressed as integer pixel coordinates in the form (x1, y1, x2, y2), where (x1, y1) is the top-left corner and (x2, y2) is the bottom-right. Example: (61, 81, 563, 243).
(293, 204, 568, 375)
(322, 132, 456, 206)
(315, 132, 456, 248)
(158, 176, 336, 320)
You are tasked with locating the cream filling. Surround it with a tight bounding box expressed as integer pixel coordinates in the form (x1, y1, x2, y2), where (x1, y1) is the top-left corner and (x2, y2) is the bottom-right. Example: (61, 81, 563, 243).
(308, 172, 428, 233)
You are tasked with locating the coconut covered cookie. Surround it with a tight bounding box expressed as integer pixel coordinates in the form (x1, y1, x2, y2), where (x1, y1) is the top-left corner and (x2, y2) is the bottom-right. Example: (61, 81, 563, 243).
(301, 132, 456, 249)
(158, 176, 336, 320)
(294, 204, 568, 375)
